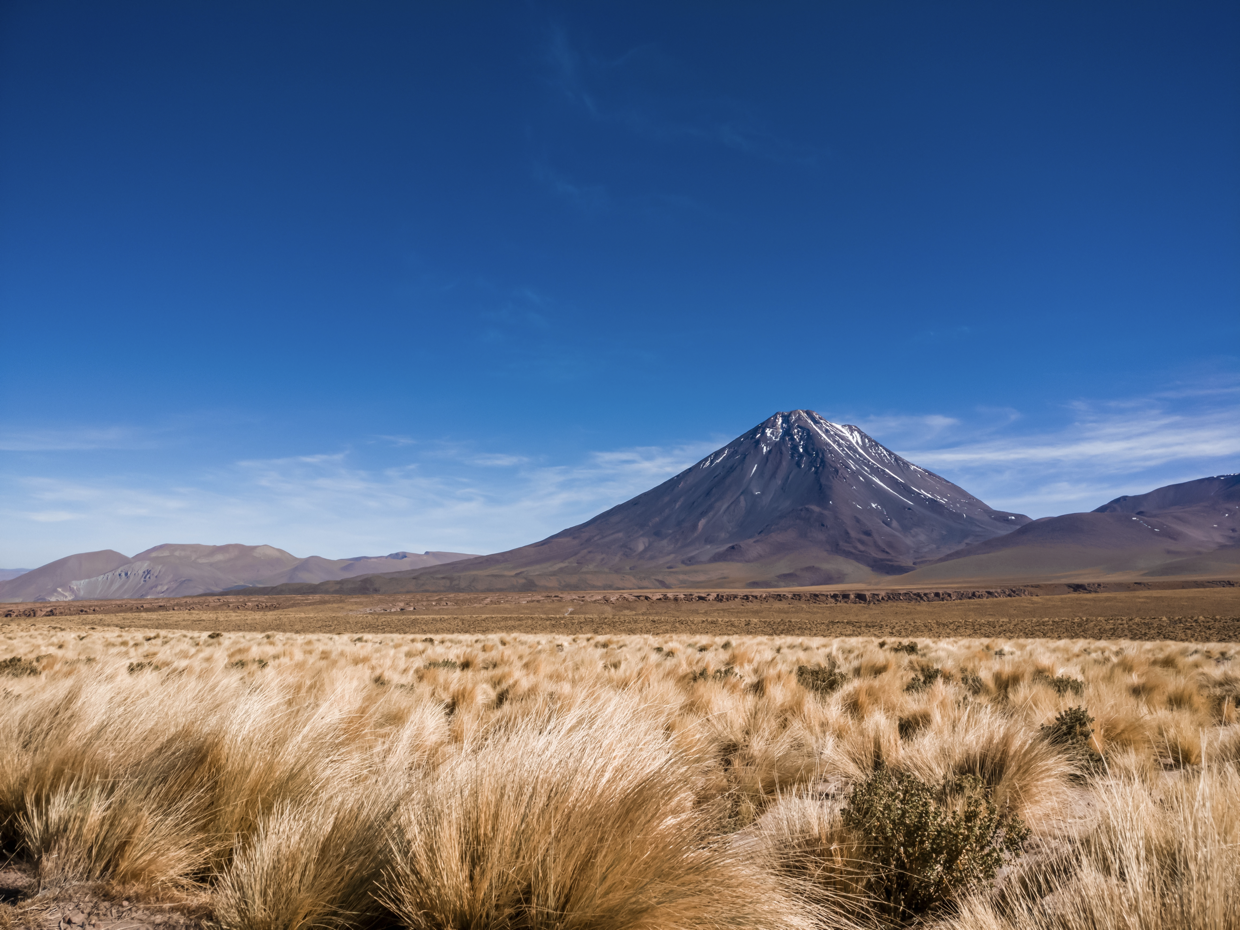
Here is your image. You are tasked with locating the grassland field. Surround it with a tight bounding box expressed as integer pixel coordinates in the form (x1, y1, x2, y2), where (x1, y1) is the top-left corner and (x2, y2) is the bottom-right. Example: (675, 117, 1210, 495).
(1, 584, 1239, 930)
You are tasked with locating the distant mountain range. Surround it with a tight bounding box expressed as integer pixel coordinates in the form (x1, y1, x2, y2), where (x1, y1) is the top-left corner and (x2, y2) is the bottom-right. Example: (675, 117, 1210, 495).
(5, 410, 1235, 601)
(0, 546, 476, 603)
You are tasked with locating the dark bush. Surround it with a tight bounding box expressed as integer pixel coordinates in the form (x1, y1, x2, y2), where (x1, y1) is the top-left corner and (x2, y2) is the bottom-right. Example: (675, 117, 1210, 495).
(796, 662, 847, 695)
(424, 659, 460, 670)
(0, 656, 40, 677)
(1040, 706, 1102, 768)
(890, 641, 920, 655)
(960, 670, 985, 695)
(1033, 671, 1085, 696)
(842, 768, 1029, 921)
(898, 712, 931, 740)
(905, 666, 943, 693)
(690, 665, 737, 683)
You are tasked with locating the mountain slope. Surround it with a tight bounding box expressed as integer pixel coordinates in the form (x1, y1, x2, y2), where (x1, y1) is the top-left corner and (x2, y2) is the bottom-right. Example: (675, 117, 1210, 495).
(251, 551, 478, 586)
(1, 545, 479, 602)
(899, 474, 1240, 583)
(0, 550, 131, 603)
(62, 544, 304, 600)
(257, 410, 1029, 593)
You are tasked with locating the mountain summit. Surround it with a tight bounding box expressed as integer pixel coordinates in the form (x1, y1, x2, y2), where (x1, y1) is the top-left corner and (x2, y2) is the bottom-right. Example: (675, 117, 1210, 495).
(264, 410, 1030, 593)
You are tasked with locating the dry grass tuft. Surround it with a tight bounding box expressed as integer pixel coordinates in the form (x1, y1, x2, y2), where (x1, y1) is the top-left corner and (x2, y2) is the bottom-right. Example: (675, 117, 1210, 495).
(381, 696, 813, 930)
(0, 623, 1236, 929)
(946, 762, 1240, 930)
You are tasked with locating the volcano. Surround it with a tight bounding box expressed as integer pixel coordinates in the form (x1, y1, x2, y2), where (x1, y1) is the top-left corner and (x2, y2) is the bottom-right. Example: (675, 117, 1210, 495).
(259, 410, 1030, 592)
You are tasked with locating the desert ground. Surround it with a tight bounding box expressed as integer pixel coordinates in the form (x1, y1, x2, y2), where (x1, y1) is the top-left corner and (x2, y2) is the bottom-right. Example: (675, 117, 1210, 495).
(2, 583, 1238, 929)
(4, 581, 1237, 641)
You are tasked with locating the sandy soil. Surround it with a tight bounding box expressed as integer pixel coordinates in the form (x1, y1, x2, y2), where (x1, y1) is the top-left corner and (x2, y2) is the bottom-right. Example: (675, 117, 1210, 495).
(0, 869, 204, 930)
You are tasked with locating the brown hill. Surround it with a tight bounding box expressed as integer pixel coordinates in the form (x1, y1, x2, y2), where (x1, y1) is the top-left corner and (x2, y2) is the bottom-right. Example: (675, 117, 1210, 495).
(899, 474, 1240, 584)
(62, 544, 305, 600)
(1, 545, 479, 602)
(252, 551, 479, 586)
(0, 550, 131, 603)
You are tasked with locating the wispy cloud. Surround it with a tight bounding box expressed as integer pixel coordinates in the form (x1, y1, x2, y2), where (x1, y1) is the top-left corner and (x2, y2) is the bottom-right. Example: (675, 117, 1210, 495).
(848, 414, 962, 446)
(0, 440, 718, 566)
(25, 510, 81, 523)
(532, 161, 609, 212)
(874, 393, 1240, 517)
(371, 434, 417, 447)
(471, 454, 530, 467)
(0, 426, 155, 452)
(542, 24, 819, 166)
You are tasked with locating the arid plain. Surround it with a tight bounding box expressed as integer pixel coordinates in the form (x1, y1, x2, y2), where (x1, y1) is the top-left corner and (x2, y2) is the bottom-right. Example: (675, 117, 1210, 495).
(2, 581, 1239, 930)
(6, 581, 1236, 640)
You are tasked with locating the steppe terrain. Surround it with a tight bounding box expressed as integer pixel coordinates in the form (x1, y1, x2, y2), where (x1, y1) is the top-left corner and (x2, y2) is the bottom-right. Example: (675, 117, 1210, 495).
(5, 581, 1236, 641)
(2, 582, 1239, 929)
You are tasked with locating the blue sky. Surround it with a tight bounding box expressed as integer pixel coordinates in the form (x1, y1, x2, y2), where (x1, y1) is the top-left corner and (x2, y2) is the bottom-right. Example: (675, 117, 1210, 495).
(2, 1, 1238, 567)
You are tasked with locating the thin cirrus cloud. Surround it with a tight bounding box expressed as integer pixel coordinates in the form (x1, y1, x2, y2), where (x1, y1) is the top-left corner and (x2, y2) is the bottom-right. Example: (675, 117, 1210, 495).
(0, 426, 155, 452)
(532, 161, 610, 212)
(893, 398, 1240, 516)
(472, 454, 531, 467)
(543, 24, 819, 165)
(0, 441, 720, 565)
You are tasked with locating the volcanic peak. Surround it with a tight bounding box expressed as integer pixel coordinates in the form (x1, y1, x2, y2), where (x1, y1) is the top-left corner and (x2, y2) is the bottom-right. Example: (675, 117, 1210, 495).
(478, 408, 1033, 578)
(695, 410, 978, 519)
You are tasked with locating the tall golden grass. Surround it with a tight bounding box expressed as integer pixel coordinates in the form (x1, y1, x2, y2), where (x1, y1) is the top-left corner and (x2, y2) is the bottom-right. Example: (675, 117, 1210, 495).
(0, 626, 1237, 928)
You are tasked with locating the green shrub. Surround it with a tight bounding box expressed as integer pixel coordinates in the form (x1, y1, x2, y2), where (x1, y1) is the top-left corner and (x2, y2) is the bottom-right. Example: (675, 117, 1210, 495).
(1040, 706, 1102, 768)
(0, 656, 40, 677)
(796, 663, 847, 695)
(1032, 671, 1085, 696)
(424, 659, 460, 670)
(690, 665, 737, 683)
(842, 768, 1029, 922)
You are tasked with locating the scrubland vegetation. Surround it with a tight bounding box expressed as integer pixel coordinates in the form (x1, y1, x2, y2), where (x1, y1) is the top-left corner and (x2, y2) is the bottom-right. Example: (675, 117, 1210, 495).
(1, 625, 1238, 929)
